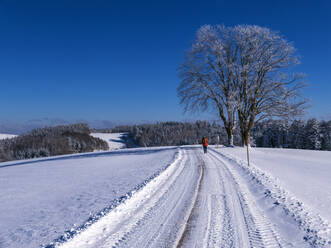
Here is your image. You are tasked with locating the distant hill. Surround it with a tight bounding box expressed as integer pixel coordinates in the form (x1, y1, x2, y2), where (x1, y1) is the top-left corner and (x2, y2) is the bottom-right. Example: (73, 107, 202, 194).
(0, 124, 109, 162)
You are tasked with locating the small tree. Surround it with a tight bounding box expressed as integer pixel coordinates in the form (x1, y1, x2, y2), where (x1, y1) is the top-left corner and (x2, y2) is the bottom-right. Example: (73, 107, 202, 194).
(304, 118, 321, 150)
(320, 120, 331, 150)
(289, 120, 305, 149)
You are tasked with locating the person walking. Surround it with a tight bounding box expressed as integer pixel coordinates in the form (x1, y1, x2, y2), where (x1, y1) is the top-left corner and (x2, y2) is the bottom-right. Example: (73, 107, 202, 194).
(202, 136, 209, 154)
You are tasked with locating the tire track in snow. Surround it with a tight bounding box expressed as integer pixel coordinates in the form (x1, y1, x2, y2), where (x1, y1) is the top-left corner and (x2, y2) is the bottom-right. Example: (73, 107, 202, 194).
(207, 153, 244, 247)
(116, 149, 202, 248)
(179, 148, 288, 247)
(214, 148, 331, 247)
(208, 150, 290, 248)
(176, 154, 205, 248)
(53, 146, 307, 247)
(178, 151, 230, 247)
(58, 148, 201, 248)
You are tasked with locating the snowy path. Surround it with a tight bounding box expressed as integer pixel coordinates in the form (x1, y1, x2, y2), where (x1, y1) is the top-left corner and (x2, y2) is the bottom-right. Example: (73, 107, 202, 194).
(56, 147, 325, 248)
(180, 149, 290, 248)
(59, 148, 201, 248)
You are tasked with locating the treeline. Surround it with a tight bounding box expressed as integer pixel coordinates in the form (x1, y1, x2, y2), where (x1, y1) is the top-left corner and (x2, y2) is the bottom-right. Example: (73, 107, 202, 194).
(128, 121, 221, 147)
(108, 119, 331, 150)
(253, 119, 331, 150)
(0, 123, 109, 162)
(109, 121, 236, 146)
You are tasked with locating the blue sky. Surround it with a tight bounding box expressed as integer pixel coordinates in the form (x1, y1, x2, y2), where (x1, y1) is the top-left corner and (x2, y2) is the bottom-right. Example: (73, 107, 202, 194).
(0, 0, 330, 128)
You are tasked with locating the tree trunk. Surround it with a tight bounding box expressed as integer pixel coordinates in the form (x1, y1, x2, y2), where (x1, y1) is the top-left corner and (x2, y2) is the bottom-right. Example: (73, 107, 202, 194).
(243, 129, 250, 166)
(246, 142, 250, 167)
(225, 126, 234, 146)
(240, 130, 245, 146)
(238, 112, 246, 146)
(228, 134, 234, 147)
(244, 129, 250, 146)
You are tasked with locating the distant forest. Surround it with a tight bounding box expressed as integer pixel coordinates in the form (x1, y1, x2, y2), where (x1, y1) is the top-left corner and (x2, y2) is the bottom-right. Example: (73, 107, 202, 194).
(102, 119, 331, 151)
(1, 119, 330, 163)
(0, 123, 108, 162)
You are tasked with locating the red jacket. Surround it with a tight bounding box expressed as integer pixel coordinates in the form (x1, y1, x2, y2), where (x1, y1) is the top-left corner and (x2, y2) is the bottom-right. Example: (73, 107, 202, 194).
(202, 137, 209, 147)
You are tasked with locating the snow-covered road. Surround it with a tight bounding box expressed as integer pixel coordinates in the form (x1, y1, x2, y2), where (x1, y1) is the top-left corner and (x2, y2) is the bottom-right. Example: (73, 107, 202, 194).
(2, 146, 330, 247)
(180, 149, 292, 248)
(55, 147, 329, 248)
(58, 148, 201, 248)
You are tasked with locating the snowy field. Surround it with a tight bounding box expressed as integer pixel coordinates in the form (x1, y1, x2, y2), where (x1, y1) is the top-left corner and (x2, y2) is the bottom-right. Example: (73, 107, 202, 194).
(90, 133, 127, 150)
(1, 145, 330, 247)
(0, 147, 178, 248)
(0, 133, 17, 140)
(219, 147, 331, 222)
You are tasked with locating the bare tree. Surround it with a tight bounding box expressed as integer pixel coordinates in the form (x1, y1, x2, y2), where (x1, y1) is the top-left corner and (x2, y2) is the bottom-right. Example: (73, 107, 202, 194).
(177, 25, 238, 146)
(232, 25, 308, 147)
(178, 25, 307, 149)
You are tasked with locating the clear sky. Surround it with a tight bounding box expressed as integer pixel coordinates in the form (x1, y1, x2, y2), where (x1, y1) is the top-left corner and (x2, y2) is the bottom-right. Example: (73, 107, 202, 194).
(0, 0, 330, 127)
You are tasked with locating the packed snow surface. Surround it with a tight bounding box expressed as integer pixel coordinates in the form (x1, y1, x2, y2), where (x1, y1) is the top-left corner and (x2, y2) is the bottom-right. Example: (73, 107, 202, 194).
(90, 133, 127, 150)
(0, 133, 17, 140)
(1, 146, 330, 247)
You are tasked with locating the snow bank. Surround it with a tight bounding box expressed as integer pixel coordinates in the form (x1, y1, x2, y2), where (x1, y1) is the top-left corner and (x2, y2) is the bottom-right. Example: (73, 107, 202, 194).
(214, 147, 331, 247)
(220, 147, 331, 222)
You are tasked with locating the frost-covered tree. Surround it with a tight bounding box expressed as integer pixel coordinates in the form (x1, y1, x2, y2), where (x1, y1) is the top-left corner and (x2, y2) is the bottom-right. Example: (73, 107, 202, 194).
(320, 120, 331, 150)
(178, 25, 239, 146)
(178, 24, 307, 147)
(256, 120, 288, 148)
(304, 118, 321, 150)
(288, 120, 305, 149)
(232, 25, 307, 146)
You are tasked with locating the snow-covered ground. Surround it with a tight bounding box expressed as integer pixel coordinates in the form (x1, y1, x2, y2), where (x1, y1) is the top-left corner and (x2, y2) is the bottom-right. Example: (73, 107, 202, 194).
(90, 133, 127, 150)
(0, 133, 17, 140)
(1, 145, 330, 247)
(219, 147, 331, 222)
(0, 148, 178, 248)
